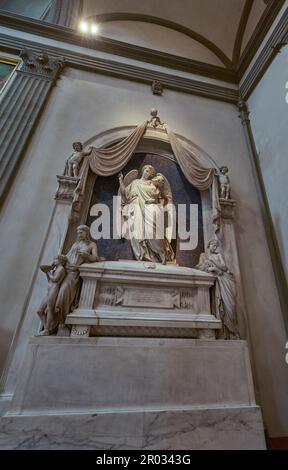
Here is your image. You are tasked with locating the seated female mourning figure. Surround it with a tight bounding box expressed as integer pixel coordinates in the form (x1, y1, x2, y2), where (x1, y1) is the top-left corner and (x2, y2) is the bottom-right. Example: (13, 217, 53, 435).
(196, 239, 239, 339)
(37, 225, 102, 335)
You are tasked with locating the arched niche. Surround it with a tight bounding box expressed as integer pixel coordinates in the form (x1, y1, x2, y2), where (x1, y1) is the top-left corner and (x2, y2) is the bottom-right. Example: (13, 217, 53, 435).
(63, 126, 216, 266)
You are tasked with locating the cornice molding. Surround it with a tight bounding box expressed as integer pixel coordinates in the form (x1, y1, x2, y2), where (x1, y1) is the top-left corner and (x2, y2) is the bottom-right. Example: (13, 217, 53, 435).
(0, 32, 239, 104)
(238, 0, 286, 78)
(0, 11, 237, 84)
(0, 5, 287, 102)
(240, 5, 288, 99)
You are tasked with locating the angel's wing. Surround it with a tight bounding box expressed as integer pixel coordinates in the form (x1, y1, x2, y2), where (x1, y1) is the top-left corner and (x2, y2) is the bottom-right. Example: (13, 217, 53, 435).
(156, 173, 174, 242)
(116, 169, 139, 238)
(157, 173, 172, 203)
(123, 169, 138, 188)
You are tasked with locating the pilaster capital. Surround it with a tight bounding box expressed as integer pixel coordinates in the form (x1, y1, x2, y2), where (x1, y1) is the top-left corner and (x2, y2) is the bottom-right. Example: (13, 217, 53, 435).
(238, 98, 250, 124)
(19, 49, 65, 82)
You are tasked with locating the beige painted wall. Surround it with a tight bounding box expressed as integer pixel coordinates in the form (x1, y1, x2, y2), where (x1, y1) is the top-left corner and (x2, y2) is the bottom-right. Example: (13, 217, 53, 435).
(83, 0, 243, 60)
(0, 66, 287, 436)
(93, 21, 223, 66)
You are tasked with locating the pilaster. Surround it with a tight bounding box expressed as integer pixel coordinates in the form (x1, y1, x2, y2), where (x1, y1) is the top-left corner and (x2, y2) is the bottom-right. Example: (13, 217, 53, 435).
(45, 0, 82, 29)
(0, 49, 65, 204)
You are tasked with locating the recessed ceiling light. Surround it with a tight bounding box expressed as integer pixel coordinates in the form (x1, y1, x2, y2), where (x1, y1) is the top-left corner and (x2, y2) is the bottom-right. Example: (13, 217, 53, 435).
(91, 23, 99, 34)
(79, 21, 89, 33)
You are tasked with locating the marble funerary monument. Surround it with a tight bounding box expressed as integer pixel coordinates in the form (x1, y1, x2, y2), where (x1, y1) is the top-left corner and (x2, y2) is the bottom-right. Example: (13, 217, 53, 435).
(0, 110, 266, 449)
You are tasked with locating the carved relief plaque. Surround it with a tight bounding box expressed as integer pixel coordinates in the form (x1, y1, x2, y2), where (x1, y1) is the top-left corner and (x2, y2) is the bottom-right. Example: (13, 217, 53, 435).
(123, 289, 178, 309)
(96, 285, 198, 312)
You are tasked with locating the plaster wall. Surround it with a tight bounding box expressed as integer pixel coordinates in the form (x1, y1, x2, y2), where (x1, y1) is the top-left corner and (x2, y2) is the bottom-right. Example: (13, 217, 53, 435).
(94, 21, 223, 66)
(83, 0, 243, 59)
(248, 46, 288, 282)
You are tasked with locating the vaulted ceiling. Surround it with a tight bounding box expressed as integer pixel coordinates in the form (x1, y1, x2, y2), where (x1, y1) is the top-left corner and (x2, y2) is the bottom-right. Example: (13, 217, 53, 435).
(82, 0, 279, 68)
(0, 0, 284, 74)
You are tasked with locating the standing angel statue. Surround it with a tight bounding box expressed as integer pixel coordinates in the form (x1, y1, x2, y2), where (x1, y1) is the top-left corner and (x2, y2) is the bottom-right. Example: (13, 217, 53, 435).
(118, 165, 175, 264)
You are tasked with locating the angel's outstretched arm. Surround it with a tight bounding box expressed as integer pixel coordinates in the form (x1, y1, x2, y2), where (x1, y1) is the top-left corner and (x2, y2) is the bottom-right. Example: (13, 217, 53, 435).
(118, 172, 126, 197)
(118, 170, 139, 201)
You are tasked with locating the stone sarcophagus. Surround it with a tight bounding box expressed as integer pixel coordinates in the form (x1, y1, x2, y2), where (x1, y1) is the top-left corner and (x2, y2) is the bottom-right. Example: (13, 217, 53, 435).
(65, 260, 221, 339)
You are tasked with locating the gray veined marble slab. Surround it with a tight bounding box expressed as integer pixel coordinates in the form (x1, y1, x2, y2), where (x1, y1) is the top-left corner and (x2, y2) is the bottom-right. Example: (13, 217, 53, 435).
(0, 407, 265, 450)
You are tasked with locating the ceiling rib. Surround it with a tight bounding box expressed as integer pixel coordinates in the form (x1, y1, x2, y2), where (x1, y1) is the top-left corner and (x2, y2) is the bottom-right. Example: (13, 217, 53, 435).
(87, 12, 233, 68)
(232, 0, 253, 66)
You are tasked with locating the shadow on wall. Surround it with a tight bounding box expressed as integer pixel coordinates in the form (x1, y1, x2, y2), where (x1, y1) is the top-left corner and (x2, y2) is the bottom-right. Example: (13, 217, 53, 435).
(0, 327, 14, 382)
(274, 213, 288, 282)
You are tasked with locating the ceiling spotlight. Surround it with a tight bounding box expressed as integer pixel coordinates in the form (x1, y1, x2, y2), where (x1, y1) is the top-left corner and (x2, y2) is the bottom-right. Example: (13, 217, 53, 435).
(90, 23, 99, 34)
(79, 21, 89, 33)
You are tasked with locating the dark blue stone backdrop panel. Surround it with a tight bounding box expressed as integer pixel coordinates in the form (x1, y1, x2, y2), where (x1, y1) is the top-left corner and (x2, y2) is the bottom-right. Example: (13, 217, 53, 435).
(86, 153, 204, 268)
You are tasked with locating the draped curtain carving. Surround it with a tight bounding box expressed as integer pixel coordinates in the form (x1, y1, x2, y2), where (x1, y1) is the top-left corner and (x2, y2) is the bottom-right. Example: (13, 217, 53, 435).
(167, 127, 220, 231)
(71, 121, 221, 231)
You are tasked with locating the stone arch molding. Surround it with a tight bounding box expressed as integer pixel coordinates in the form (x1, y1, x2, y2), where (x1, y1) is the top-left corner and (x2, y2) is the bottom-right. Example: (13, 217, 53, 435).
(71, 124, 219, 249)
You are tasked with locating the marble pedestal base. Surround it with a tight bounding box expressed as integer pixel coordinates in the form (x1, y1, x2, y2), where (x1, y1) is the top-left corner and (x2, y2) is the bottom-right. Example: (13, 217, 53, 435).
(0, 337, 266, 449)
(0, 407, 265, 450)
